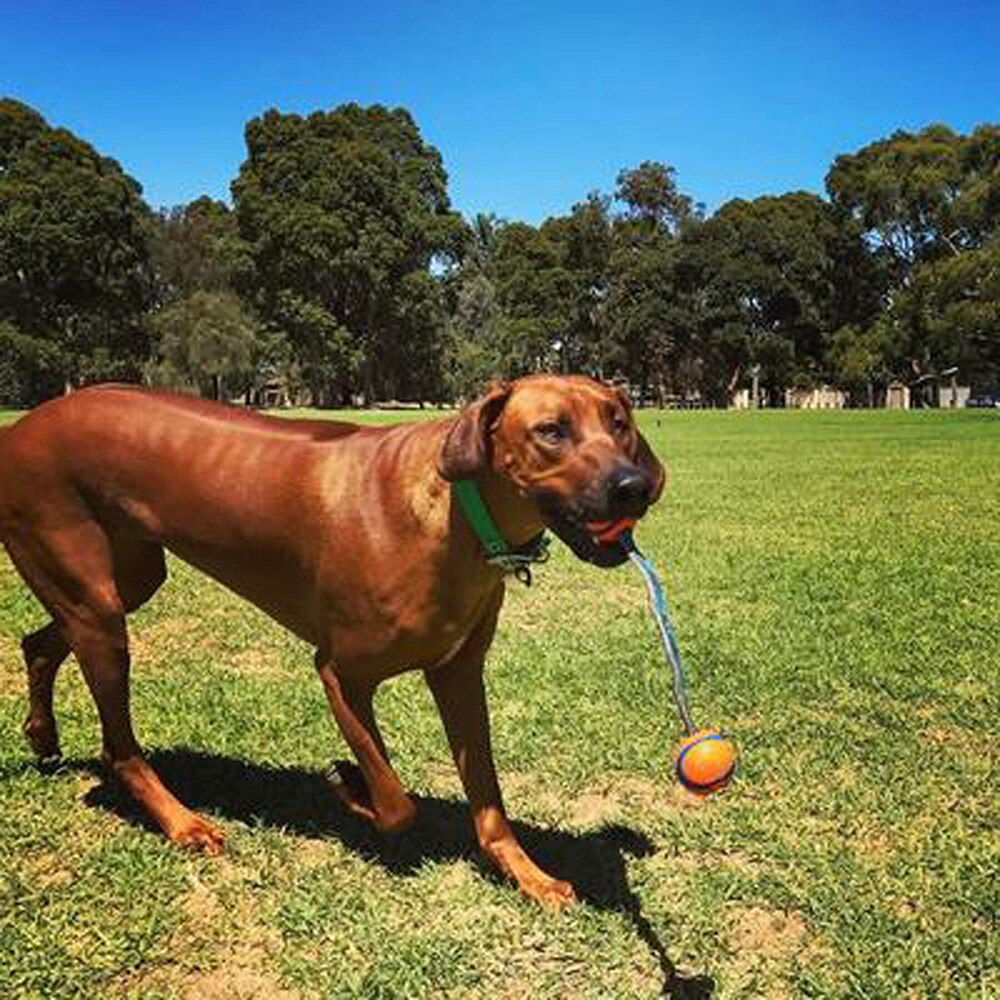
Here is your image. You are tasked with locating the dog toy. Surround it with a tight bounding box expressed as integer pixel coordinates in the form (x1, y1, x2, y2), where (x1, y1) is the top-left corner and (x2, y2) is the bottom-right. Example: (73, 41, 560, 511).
(587, 519, 738, 795)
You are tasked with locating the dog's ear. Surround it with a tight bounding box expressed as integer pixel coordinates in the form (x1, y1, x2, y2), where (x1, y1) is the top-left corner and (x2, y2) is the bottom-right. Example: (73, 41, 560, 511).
(438, 382, 512, 480)
(636, 430, 666, 502)
(614, 386, 666, 503)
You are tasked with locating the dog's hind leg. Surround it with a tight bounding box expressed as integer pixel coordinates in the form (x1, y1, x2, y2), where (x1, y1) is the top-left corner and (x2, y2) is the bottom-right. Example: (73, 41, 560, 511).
(21, 622, 69, 763)
(19, 539, 166, 766)
(8, 523, 223, 853)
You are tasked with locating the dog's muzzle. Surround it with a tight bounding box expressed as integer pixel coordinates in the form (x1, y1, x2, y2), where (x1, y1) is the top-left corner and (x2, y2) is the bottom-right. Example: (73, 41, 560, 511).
(537, 501, 634, 568)
(532, 463, 655, 568)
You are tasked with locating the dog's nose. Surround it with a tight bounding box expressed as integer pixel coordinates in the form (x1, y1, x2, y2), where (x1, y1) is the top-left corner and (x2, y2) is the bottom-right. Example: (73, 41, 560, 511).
(608, 467, 651, 516)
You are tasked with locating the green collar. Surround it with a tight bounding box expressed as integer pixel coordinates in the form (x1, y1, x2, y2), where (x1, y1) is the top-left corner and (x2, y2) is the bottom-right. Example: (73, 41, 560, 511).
(452, 479, 549, 585)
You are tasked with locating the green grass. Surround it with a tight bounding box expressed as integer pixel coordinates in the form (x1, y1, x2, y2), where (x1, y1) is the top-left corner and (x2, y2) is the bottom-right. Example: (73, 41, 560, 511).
(1, 407, 998, 998)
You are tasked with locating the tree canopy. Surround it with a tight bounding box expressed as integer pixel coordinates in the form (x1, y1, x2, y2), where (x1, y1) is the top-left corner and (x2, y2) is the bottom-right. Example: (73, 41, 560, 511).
(231, 103, 465, 404)
(0, 97, 153, 403)
(1, 97, 997, 408)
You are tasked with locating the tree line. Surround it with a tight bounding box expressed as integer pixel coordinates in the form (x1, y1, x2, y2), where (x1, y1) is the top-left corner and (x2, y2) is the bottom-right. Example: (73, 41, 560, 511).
(1, 96, 998, 408)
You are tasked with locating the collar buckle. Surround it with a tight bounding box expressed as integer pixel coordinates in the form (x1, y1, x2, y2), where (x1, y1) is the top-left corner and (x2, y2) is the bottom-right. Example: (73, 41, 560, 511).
(486, 535, 550, 586)
(453, 479, 550, 586)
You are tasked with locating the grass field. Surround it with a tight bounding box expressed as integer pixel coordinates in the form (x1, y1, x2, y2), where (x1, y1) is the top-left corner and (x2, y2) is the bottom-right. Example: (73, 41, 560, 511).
(1, 405, 997, 998)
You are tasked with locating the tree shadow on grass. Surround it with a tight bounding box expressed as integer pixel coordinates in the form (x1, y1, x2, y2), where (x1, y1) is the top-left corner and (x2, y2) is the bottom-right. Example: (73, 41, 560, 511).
(66, 748, 713, 998)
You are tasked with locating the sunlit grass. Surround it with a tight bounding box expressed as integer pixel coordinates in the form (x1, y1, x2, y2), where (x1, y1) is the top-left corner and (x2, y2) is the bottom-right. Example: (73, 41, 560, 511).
(1, 407, 997, 998)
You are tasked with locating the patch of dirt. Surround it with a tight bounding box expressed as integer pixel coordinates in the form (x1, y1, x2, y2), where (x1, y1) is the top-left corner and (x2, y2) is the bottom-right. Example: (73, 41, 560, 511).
(183, 963, 297, 1000)
(954, 677, 989, 701)
(0, 634, 25, 694)
(568, 790, 619, 827)
(490, 770, 564, 817)
(614, 772, 711, 813)
(726, 905, 808, 959)
(224, 646, 288, 678)
(509, 770, 712, 830)
(20, 851, 75, 890)
(128, 617, 211, 665)
(499, 571, 645, 636)
(668, 850, 763, 875)
(174, 874, 297, 1000)
(722, 905, 836, 1000)
(423, 758, 457, 781)
(850, 825, 895, 862)
(131, 616, 293, 680)
(286, 836, 336, 869)
(103, 860, 300, 1000)
(922, 724, 980, 755)
(488, 926, 661, 1000)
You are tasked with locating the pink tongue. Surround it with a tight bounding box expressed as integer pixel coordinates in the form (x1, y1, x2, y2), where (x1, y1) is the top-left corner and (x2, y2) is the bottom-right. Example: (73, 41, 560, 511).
(586, 518, 637, 544)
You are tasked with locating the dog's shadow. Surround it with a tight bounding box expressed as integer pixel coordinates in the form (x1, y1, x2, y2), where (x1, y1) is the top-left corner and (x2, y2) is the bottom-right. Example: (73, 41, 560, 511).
(75, 749, 713, 998)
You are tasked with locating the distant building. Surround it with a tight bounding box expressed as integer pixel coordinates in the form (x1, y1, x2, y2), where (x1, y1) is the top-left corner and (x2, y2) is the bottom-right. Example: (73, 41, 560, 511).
(885, 382, 910, 409)
(888, 375, 972, 409)
(785, 385, 846, 409)
(937, 383, 971, 409)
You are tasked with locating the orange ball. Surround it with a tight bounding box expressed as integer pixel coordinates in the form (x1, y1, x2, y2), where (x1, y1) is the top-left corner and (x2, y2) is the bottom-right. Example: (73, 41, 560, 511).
(674, 729, 738, 795)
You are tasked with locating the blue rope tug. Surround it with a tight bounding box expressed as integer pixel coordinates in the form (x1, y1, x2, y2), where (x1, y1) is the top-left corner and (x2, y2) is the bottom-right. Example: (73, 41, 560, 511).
(618, 528, 738, 795)
(619, 529, 697, 735)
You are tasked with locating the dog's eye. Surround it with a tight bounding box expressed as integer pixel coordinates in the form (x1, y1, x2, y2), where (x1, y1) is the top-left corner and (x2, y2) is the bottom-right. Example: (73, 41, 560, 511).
(534, 421, 565, 445)
(612, 414, 630, 436)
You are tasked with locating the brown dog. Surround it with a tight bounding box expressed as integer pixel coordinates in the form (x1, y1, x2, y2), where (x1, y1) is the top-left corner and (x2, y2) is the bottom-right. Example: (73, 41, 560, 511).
(0, 375, 663, 906)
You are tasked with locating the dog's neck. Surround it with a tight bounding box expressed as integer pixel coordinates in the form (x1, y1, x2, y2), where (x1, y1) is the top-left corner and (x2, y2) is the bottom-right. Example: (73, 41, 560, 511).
(475, 467, 546, 550)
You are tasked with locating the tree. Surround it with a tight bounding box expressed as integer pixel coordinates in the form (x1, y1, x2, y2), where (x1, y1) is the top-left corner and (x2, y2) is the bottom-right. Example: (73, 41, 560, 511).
(232, 103, 465, 404)
(0, 98, 154, 402)
(148, 290, 264, 400)
(541, 193, 615, 374)
(614, 161, 697, 234)
(151, 196, 249, 305)
(147, 196, 277, 400)
(605, 222, 681, 400)
(442, 270, 504, 399)
(827, 123, 1000, 391)
(676, 193, 871, 404)
(826, 124, 999, 278)
(826, 323, 891, 405)
(384, 269, 447, 403)
(0, 319, 63, 405)
(596, 163, 702, 399)
(489, 222, 575, 376)
(465, 212, 502, 275)
(874, 237, 1000, 391)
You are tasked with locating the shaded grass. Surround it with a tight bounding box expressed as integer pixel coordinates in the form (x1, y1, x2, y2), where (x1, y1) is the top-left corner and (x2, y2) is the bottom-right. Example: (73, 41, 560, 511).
(1, 406, 998, 998)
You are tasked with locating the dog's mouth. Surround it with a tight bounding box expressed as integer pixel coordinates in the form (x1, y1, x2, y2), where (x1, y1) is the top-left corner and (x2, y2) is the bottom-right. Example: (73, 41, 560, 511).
(538, 503, 633, 569)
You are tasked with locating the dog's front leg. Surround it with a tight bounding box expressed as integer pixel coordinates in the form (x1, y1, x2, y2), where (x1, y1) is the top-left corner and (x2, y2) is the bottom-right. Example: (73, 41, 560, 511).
(425, 608, 577, 908)
(316, 657, 417, 835)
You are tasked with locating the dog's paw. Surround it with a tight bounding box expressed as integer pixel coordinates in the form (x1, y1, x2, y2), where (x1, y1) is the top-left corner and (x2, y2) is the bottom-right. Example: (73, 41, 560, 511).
(372, 796, 417, 835)
(23, 716, 61, 764)
(327, 759, 417, 834)
(168, 812, 226, 855)
(522, 874, 578, 909)
(327, 759, 377, 822)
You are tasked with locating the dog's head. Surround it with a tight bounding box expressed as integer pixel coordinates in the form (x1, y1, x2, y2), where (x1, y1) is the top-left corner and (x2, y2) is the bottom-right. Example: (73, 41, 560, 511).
(439, 375, 665, 567)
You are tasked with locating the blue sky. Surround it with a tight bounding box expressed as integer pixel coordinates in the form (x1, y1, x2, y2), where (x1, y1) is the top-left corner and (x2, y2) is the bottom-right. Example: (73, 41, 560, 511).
(3, 1, 998, 222)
